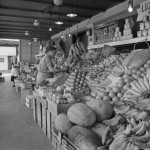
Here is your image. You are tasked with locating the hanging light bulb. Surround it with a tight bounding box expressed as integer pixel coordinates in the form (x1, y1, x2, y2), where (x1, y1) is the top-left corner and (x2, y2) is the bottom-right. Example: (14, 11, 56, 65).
(33, 38, 38, 41)
(67, 13, 77, 18)
(34, 20, 40, 26)
(55, 6, 63, 25)
(25, 31, 29, 36)
(49, 27, 52, 31)
(61, 35, 64, 39)
(29, 41, 31, 45)
(68, 33, 71, 37)
(128, 0, 133, 12)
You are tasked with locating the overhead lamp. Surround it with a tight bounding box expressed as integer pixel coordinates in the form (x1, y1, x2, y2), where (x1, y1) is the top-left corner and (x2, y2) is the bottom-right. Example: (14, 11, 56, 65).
(25, 31, 29, 36)
(33, 38, 38, 41)
(54, 0, 63, 6)
(34, 20, 40, 26)
(29, 41, 31, 45)
(128, 0, 133, 12)
(55, 6, 63, 25)
(67, 13, 77, 18)
(61, 32, 64, 39)
(55, 21, 63, 25)
(68, 28, 71, 37)
(67, 0, 77, 18)
(49, 27, 52, 31)
(49, 13, 52, 31)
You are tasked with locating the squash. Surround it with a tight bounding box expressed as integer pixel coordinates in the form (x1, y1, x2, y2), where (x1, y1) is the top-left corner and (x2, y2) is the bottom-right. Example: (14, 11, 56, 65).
(91, 123, 108, 139)
(68, 125, 101, 150)
(86, 100, 113, 122)
(67, 103, 96, 127)
(55, 113, 74, 134)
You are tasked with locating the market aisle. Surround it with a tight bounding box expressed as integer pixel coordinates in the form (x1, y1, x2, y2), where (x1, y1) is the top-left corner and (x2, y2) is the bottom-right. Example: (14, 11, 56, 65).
(0, 77, 55, 150)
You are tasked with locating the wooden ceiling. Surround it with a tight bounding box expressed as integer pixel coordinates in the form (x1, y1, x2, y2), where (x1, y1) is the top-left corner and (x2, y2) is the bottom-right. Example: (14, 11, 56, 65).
(0, 0, 126, 40)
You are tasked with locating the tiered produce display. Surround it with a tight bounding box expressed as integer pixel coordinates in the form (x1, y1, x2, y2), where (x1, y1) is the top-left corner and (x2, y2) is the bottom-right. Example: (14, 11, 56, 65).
(53, 47, 150, 150)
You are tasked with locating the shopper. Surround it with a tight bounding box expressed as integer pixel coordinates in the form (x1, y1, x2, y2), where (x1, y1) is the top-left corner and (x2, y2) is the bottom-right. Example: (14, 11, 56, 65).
(11, 57, 20, 87)
(36, 45, 68, 85)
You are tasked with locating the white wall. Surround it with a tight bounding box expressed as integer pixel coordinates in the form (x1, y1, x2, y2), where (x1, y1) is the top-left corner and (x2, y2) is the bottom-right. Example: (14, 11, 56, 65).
(0, 55, 8, 70)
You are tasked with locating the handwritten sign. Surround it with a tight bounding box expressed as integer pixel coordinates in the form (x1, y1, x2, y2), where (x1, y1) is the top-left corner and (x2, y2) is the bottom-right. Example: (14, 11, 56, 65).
(137, 0, 150, 22)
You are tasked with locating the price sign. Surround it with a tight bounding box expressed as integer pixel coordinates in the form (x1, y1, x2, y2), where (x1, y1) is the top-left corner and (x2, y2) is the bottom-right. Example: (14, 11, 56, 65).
(137, 0, 150, 22)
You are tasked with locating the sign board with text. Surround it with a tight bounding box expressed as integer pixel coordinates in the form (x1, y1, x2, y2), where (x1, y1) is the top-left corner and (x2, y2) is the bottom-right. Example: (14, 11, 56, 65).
(137, 0, 150, 21)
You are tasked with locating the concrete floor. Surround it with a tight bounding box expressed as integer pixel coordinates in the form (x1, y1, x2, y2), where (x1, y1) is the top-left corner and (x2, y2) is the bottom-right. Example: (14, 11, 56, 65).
(0, 76, 55, 150)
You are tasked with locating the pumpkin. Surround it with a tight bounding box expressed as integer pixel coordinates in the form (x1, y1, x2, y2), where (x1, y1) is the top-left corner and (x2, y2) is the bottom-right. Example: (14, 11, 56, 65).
(55, 113, 74, 134)
(67, 103, 96, 127)
(68, 125, 101, 150)
(91, 123, 108, 139)
(86, 100, 113, 122)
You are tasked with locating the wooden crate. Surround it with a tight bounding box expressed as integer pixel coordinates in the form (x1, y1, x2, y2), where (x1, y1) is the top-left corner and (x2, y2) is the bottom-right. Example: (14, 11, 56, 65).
(26, 95, 33, 109)
(61, 136, 80, 150)
(21, 88, 31, 105)
(47, 110, 52, 140)
(33, 93, 37, 122)
(52, 132, 57, 149)
(47, 100, 74, 116)
(33, 91, 47, 135)
(42, 105, 47, 135)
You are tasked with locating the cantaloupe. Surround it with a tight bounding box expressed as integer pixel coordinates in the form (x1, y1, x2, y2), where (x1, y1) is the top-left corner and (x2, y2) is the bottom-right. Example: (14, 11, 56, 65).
(68, 125, 101, 150)
(67, 103, 96, 127)
(86, 100, 113, 122)
(55, 113, 74, 134)
(91, 123, 108, 139)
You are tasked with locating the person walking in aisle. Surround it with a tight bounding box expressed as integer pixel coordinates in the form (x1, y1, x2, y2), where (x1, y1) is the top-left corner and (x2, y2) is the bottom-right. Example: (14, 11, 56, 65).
(11, 56, 20, 87)
(36, 45, 68, 85)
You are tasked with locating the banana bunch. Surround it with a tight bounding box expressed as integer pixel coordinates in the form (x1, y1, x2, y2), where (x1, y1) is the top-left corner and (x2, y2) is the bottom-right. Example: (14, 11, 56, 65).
(103, 115, 125, 126)
(67, 40, 87, 66)
(135, 98, 150, 111)
(126, 76, 150, 97)
(114, 104, 131, 115)
(111, 65, 126, 77)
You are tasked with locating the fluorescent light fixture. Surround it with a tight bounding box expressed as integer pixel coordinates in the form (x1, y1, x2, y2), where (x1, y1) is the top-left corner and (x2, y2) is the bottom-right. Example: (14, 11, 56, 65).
(49, 27, 52, 31)
(67, 13, 77, 17)
(55, 21, 63, 25)
(128, 0, 133, 12)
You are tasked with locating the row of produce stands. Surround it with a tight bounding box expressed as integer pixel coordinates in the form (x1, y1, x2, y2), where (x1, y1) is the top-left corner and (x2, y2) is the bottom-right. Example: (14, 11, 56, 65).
(13, 39, 150, 150)
(12, 6, 150, 148)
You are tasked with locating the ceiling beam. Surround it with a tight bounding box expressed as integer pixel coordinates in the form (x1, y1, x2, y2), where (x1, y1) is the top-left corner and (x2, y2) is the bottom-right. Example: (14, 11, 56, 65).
(0, 19, 69, 28)
(0, 33, 51, 40)
(0, 24, 64, 31)
(0, 8, 80, 24)
(22, 0, 104, 12)
(0, 6, 90, 19)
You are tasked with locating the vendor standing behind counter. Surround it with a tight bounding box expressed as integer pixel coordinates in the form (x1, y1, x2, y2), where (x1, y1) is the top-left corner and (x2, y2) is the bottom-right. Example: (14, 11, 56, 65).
(36, 46, 68, 85)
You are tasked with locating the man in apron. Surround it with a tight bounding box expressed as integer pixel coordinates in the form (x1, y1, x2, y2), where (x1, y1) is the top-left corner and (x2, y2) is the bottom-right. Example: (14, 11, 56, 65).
(36, 46, 68, 85)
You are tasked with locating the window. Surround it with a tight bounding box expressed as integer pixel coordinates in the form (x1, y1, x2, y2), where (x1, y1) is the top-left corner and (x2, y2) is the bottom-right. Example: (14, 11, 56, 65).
(0, 58, 4, 63)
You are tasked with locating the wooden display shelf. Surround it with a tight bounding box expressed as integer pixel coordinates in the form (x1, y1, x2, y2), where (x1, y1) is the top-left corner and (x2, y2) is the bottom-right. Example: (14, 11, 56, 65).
(88, 36, 150, 49)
